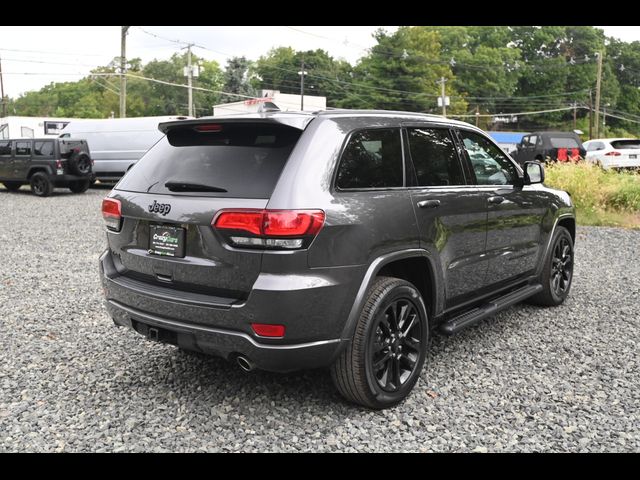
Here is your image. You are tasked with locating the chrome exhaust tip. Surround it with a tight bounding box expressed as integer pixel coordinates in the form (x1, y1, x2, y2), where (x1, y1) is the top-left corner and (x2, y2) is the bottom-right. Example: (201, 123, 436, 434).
(236, 355, 254, 372)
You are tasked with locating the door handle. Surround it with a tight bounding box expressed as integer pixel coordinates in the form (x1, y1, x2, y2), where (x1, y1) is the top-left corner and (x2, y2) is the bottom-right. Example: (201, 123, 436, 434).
(417, 200, 441, 209)
(488, 196, 505, 204)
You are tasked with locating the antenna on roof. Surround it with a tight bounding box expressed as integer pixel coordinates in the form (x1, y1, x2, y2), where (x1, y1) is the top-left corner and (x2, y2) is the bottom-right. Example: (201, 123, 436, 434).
(258, 102, 280, 113)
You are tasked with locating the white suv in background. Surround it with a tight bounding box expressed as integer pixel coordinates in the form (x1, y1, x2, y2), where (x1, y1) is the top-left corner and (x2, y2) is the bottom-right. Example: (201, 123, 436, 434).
(583, 138, 640, 170)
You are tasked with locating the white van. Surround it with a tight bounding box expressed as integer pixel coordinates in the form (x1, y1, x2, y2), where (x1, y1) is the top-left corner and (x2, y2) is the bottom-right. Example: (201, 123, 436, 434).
(60, 116, 190, 181)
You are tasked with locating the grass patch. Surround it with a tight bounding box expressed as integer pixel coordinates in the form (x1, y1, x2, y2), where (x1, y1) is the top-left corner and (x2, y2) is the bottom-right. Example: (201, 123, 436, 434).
(544, 162, 640, 229)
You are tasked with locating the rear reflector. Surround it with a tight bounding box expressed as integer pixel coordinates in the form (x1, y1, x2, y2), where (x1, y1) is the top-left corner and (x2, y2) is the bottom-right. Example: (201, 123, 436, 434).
(605, 151, 622, 156)
(251, 323, 285, 338)
(102, 198, 122, 231)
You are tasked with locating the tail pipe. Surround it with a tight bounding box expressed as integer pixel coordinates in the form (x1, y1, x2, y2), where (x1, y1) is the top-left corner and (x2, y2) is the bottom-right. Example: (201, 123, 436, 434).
(236, 355, 255, 372)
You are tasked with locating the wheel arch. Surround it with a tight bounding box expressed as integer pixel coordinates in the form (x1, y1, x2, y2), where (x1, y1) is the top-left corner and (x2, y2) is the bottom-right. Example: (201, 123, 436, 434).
(339, 249, 442, 343)
(28, 166, 53, 178)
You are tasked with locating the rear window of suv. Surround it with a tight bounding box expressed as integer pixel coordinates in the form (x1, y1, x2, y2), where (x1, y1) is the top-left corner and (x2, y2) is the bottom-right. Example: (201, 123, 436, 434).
(610, 140, 640, 150)
(116, 122, 302, 198)
(549, 136, 580, 148)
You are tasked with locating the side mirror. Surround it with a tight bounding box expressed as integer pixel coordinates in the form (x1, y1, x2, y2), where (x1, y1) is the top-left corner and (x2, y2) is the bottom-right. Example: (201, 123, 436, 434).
(524, 161, 544, 185)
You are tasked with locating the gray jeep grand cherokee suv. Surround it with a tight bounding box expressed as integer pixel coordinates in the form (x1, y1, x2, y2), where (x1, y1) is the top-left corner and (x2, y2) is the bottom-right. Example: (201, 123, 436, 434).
(100, 110, 575, 408)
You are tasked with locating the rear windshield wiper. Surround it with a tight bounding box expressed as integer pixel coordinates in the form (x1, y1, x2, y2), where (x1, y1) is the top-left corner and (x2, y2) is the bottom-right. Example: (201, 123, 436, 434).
(164, 181, 228, 193)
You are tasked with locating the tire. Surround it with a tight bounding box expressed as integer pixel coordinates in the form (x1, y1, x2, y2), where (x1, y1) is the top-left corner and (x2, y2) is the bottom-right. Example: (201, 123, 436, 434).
(30, 172, 54, 197)
(331, 276, 429, 409)
(68, 179, 91, 194)
(528, 226, 574, 306)
(3, 181, 22, 192)
(67, 151, 92, 176)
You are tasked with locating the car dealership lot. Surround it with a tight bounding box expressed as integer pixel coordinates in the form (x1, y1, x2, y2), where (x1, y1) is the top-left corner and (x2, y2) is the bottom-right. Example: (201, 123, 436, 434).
(0, 187, 638, 452)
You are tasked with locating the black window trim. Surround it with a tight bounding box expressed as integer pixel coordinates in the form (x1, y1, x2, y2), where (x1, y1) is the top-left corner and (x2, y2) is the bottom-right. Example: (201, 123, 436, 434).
(333, 126, 407, 193)
(455, 127, 524, 187)
(402, 124, 471, 189)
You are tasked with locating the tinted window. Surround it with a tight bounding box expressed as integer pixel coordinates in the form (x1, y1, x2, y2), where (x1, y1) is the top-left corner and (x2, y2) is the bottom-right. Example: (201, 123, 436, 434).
(15, 141, 31, 156)
(610, 140, 640, 150)
(460, 130, 518, 186)
(116, 123, 301, 198)
(34, 141, 54, 156)
(549, 136, 580, 148)
(0, 141, 11, 156)
(336, 129, 403, 189)
(407, 128, 464, 186)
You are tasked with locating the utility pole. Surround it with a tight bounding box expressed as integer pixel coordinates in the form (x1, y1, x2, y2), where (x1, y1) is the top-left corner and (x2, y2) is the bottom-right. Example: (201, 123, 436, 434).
(0, 55, 6, 118)
(298, 58, 308, 111)
(594, 51, 603, 138)
(187, 44, 193, 117)
(475, 105, 480, 127)
(437, 76, 448, 117)
(120, 26, 130, 118)
(588, 90, 594, 140)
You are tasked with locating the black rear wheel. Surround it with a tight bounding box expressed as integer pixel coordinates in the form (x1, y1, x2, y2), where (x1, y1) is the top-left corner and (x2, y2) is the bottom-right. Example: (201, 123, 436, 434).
(3, 181, 22, 192)
(30, 172, 53, 197)
(331, 276, 429, 409)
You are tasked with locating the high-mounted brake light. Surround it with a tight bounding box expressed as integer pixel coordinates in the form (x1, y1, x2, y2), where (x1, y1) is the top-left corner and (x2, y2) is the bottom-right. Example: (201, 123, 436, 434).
(213, 209, 325, 249)
(102, 198, 122, 232)
(194, 124, 223, 132)
(605, 151, 621, 156)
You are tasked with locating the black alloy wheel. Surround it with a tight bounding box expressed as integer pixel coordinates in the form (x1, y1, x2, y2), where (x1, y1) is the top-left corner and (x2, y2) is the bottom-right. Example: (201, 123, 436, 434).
(551, 235, 573, 297)
(331, 276, 429, 409)
(369, 298, 422, 392)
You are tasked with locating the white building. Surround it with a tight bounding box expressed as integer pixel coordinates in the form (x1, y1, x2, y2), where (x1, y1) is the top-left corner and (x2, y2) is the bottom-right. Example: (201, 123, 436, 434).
(212, 90, 326, 116)
(0, 116, 79, 139)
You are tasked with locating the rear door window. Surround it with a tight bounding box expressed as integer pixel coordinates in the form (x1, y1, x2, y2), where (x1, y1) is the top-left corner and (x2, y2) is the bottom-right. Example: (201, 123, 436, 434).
(116, 122, 302, 198)
(407, 127, 465, 186)
(336, 128, 403, 189)
(15, 141, 31, 156)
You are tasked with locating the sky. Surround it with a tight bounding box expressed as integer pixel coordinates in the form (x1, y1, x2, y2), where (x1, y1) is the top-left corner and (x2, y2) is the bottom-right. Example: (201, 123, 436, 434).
(0, 26, 637, 99)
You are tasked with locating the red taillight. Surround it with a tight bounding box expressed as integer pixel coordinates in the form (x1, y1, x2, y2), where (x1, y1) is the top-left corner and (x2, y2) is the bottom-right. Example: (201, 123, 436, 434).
(605, 151, 621, 156)
(263, 210, 325, 236)
(251, 323, 285, 338)
(213, 209, 325, 249)
(194, 124, 223, 132)
(214, 210, 263, 235)
(56, 159, 63, 169)
(557, 148, 568, 162)
(102, 198, 122, 231)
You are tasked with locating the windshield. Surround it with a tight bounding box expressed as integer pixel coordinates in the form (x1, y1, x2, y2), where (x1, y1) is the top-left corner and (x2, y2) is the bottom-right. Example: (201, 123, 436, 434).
(115, 123, 301, 198)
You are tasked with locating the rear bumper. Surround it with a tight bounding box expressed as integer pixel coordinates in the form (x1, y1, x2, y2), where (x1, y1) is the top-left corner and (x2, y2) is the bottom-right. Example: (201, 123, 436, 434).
(99, 249, 363, 372)
(106, 299, 346, 372)
(51, 173, 95, 186)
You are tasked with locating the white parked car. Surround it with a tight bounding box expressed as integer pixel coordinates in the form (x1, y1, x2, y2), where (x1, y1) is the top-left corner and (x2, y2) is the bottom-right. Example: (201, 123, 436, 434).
(583, 138, 640, 170)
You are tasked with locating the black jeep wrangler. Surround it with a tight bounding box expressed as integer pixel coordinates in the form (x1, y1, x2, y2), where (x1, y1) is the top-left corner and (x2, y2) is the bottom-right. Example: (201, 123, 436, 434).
(511, 131, 586, 165)
(0, 138, 94, 196)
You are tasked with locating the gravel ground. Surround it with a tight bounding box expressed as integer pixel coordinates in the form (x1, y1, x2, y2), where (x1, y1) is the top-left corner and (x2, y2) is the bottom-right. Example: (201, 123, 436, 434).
(0, 185, 638, 452)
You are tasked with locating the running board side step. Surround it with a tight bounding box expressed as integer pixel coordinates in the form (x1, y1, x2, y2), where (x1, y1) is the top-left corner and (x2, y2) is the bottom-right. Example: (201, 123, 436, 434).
(439, 284, 543, 335)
